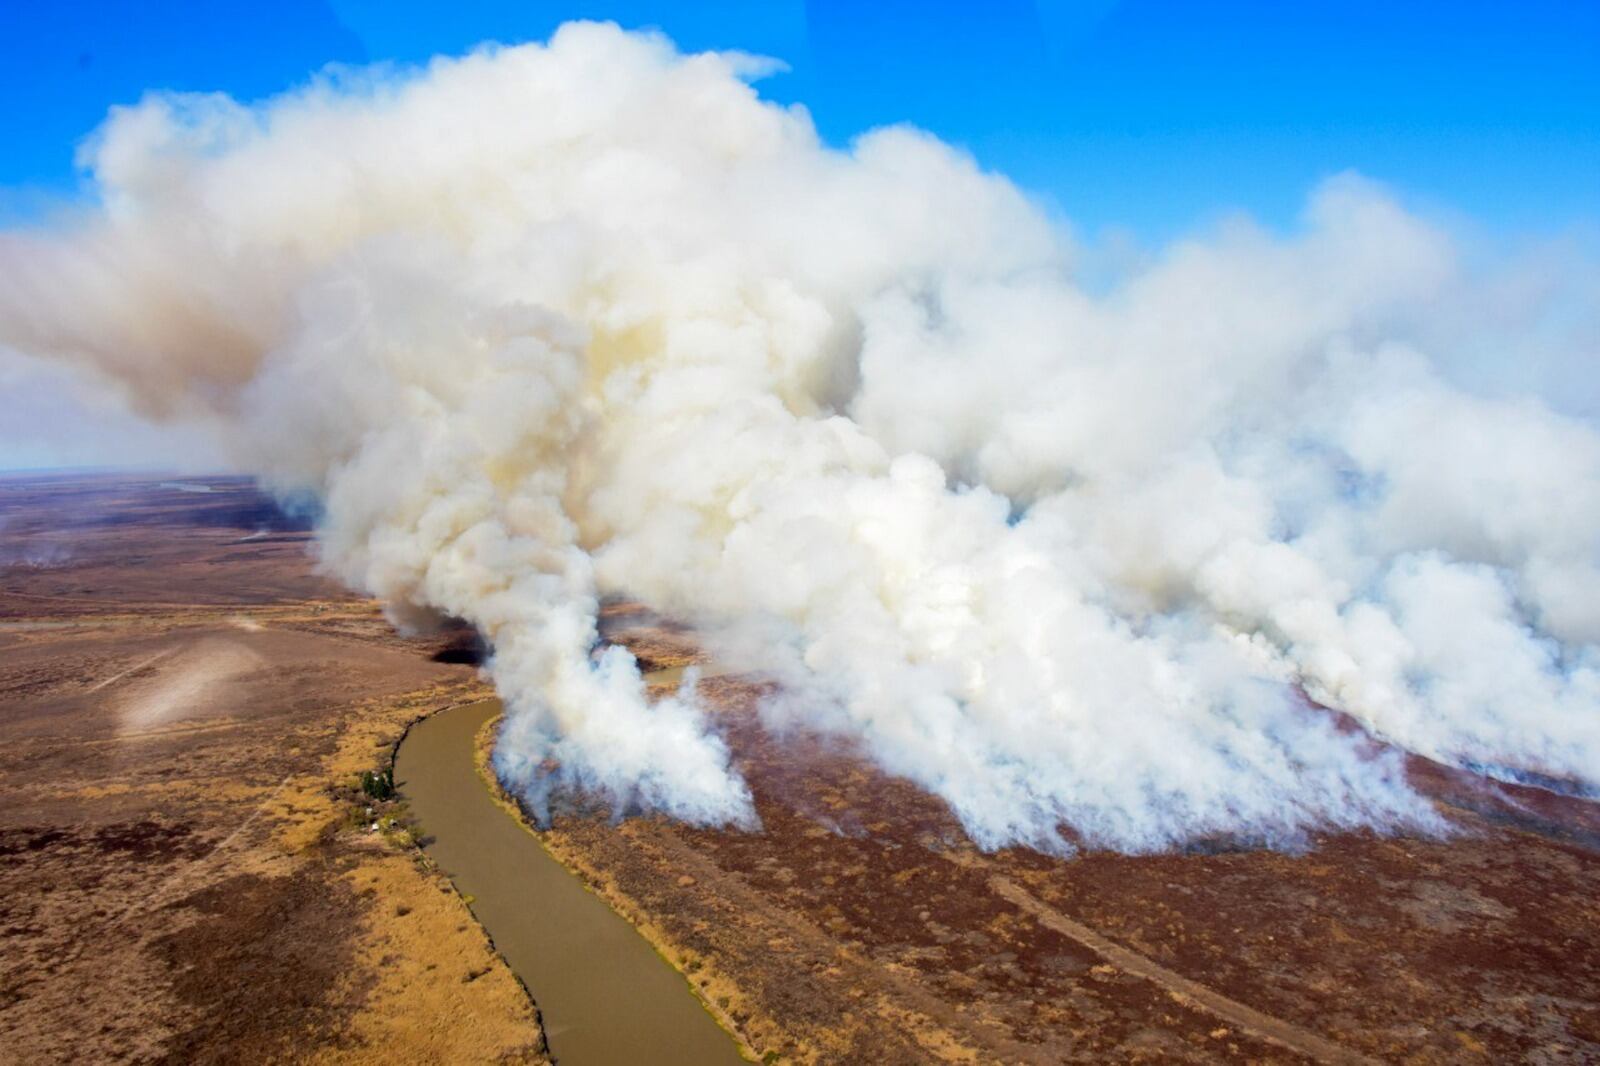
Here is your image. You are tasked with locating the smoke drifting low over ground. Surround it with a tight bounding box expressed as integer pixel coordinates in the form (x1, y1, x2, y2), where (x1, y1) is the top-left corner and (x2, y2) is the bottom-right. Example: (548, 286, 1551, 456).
(3, 23, 1597, 853)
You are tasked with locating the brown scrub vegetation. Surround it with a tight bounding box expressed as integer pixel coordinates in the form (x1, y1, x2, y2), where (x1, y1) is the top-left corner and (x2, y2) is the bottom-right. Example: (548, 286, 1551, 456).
(0, 473, 543, 1064)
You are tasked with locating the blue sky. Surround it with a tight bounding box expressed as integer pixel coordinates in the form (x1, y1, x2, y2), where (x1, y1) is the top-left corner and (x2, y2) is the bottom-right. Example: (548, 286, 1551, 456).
(2, 1, 1597, 240)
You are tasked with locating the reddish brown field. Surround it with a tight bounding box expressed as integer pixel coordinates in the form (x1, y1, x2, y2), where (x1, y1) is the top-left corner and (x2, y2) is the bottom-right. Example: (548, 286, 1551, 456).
(542, 614, 1600, 1064)
(3, 472, 1597, 1064)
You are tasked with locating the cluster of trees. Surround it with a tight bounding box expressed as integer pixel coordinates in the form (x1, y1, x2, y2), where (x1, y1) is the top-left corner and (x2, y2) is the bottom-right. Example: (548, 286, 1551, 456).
(361, 767, 395, 801)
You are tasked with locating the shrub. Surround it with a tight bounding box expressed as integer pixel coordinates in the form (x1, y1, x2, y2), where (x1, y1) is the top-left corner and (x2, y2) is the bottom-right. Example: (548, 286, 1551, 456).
(361, 767, 395, 801)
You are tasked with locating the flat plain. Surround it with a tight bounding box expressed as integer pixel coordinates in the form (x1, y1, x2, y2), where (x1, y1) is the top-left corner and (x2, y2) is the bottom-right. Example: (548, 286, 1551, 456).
(3, 473, 1598, 1064)
(0, 474, 544, 1064)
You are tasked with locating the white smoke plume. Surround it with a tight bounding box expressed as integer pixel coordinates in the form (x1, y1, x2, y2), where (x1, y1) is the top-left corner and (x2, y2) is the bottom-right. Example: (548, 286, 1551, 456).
(2, 23, 1597, 852)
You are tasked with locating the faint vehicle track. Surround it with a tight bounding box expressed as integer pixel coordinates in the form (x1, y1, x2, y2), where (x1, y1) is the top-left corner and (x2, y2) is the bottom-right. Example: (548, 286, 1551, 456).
(944, 852, 1377, 1066)
(85, 648, 175, 693)
(105, 774, 294, 931)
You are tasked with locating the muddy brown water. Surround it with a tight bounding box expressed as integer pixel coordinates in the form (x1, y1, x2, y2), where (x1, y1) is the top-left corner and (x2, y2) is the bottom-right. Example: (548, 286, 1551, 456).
(394, 698, 748, 1066)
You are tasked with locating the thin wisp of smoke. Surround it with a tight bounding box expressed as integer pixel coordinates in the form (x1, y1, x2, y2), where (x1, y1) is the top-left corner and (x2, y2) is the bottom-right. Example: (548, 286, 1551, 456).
(2, 22, 1597, 852)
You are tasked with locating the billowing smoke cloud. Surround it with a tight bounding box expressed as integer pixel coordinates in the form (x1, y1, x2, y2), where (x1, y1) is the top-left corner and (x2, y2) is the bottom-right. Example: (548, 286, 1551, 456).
(2, 23, 1597, 852)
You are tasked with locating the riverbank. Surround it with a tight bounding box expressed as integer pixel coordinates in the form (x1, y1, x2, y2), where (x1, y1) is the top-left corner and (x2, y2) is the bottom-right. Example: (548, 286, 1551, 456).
(469, 705, 771, 1060)
(294, 686, 549, 1064)
(396, 698, 752, 1065)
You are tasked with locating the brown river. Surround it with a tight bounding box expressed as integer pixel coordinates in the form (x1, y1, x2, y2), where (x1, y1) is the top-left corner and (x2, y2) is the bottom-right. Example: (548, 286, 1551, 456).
(394, 698, 749, 1065)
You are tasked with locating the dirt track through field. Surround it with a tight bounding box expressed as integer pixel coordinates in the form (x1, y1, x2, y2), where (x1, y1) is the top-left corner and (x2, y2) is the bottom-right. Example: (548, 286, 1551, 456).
(85, 648, 175, 693)
(108, 774, 295, 929)
(956, 857, 1378, 1066)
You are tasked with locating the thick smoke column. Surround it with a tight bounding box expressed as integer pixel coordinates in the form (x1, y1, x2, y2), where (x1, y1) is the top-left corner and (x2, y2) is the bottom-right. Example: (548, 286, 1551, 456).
(2, 23, 1597, 852)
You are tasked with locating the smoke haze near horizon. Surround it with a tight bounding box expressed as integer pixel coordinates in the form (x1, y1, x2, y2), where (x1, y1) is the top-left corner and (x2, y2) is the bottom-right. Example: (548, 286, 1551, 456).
(2, 22, 1597, 853)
